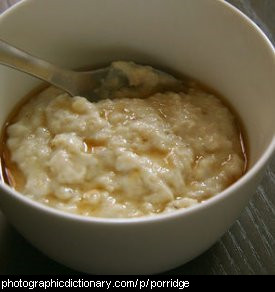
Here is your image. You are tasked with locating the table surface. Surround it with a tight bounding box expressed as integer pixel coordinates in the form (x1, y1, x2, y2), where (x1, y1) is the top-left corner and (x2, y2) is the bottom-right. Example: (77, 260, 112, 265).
(0, 0, 274, 275)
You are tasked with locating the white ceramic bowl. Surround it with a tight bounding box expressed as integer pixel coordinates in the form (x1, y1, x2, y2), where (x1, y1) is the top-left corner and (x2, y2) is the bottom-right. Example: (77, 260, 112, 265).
(0, 0, 274, 274)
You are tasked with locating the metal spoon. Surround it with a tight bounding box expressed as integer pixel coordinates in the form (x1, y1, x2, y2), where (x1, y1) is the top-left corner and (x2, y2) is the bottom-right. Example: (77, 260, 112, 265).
(0, 39, 184, 101)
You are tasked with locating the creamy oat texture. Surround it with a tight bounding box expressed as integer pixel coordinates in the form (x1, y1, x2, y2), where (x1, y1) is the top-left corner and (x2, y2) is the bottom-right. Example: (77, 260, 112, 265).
(6, 62, 245, 218)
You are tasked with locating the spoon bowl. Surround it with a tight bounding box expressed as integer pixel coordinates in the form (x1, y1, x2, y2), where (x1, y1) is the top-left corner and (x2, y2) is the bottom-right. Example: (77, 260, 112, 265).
(0, 39, 183, 100)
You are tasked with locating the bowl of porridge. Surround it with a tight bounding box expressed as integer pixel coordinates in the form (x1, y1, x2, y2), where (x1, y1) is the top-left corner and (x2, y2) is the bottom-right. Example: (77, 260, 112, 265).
(0, 0, 274, 274)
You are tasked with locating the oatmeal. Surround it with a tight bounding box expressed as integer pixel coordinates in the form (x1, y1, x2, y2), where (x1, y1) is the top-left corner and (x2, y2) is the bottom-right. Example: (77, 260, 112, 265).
(2, 62, 245, 218)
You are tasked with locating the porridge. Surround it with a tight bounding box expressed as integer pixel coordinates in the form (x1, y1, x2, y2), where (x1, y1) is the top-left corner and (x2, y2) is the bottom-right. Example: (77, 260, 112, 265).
(1, 61, 246, 218)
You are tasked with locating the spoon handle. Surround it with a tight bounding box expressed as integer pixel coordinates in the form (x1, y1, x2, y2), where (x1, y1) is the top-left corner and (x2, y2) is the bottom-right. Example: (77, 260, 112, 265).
(0, 39, 74, 93)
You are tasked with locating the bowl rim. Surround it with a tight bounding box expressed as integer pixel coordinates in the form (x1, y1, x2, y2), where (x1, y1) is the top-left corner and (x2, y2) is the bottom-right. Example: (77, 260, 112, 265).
(0, 0, 274, 225)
